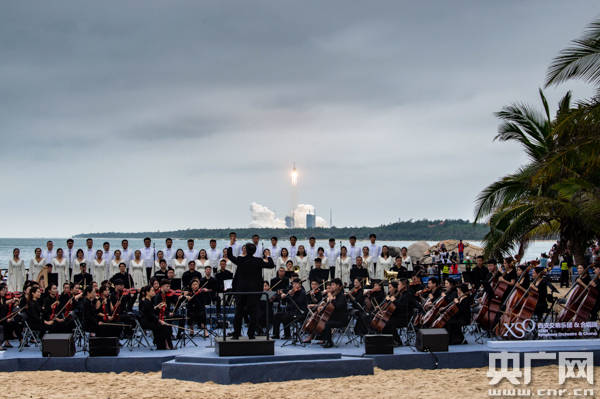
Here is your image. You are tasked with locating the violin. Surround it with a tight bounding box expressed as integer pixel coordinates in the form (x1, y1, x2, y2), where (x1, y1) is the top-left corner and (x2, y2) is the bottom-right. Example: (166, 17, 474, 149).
(416, 287, 431, 297)
(49, 299, 60, 321)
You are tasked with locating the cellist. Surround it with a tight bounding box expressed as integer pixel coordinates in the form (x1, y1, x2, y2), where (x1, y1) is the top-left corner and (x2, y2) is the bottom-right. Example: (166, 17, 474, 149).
(319, 278, 347, 348)
(444, 283, 472, 345)
(532, 267, 549, 320)
(381, 279, 418, 346)
(498, 257, 517, 302)
(588, 263, 600, 321)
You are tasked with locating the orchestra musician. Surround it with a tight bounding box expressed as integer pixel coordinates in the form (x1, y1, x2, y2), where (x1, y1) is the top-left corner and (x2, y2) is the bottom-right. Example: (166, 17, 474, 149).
(364, 280, 385, 311)
(256, 281, 273, 335)
(308, 258, 329, 285)
(42, 284, 69, 333)
(200, 266, 218, 307)
(272, 278, 308, 339)
(270, 267, 290, 293)
(139, 286, 173, 350)
(110, 263, 135, 290)
(306, 280, 323, 309)
(381, 279, 418, 346)
(73, 263, 93, 289)
(152, 279, 175, 326)
(0, 284, 21, 348)
(319, 278, 348, 348)
(96, 285, 121, 337)
(184, 279, 210, 338)
(531, 267, 549, 320)
(445, 283, 472, 345)
(182, 261, 202, 290)
(420, 277, 442, 308)
(25, 286, 45, 339)
(349, 257, 369, 286)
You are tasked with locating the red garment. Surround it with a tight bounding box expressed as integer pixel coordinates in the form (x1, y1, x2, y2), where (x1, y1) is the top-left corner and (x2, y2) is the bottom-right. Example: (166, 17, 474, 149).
(458, 242, 464, 252)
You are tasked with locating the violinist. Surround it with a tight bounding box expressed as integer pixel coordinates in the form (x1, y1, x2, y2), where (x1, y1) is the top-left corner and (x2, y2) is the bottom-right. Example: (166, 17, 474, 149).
(445, 283, 472, 345)
(96, 285, 121, 337)
(42, 284, 67, 333)
(381, 279, 418, 346)
(270, 267, 290, 293)
(185, 279, 210, 338)
(57, 282, 78, 328)
(272, 278, 307, 339)
(349, 257, 369, 287)
(308, 258, 329, 285)
(200, 266, 218, 306)
(0, 284, 21, 348)
(110, 262, 134, 289)
(152, 279, 175, 324)
(320, 278, 347, 348)
(139, 286, 173, 350)
(306, 280, 323, 308)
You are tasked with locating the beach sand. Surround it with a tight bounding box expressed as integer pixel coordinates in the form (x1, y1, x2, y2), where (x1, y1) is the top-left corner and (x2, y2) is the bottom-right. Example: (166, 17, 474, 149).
(0, 365, 597, 399)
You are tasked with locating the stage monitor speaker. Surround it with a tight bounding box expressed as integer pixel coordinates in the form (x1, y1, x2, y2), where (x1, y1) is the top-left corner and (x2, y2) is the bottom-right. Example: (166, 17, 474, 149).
(415, 328, 448, 352)
(89, 336, 120, 357)
(364, 334, 394, 354)
(42, 333, 75, 357)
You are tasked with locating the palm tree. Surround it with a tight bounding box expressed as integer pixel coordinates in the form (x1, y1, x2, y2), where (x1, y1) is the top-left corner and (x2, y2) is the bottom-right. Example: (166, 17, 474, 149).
(474, 90, 573, 259)
(546, 18, 600, 88)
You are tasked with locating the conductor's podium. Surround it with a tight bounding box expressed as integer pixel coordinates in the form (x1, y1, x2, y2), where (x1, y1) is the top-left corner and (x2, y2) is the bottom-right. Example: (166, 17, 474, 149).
(215, 336, 274, 356)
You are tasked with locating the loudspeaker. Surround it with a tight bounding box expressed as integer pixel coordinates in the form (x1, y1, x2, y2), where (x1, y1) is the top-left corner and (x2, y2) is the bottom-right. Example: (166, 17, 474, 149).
(415, 328, 448, 352)
(364, 334, 394, 354)
(42, 333, 75, 357)
(89, 336, 120, 357)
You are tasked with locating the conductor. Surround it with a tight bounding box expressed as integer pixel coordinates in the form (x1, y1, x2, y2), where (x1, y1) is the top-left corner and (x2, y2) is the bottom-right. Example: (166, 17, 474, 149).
(227, 243, 275, 339)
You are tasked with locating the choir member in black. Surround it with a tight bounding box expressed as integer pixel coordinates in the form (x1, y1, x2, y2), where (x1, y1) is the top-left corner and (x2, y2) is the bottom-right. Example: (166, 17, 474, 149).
(25, 286, 45, 338)
(42, 284, 68, 333)
(531, 267, 549, 320)
(184, 279, 210, 338)
(445, 283, 473, 345)
(272, 279, 308, 339)
(182, 261, 202, 290)
(139, 286, 173, 350)
(471, 256, 489, 290)
(365, 281, 385, 312)
(200, 266, 218, 307)
(309, 258, 330, 285)
(227, 243, 276, 339)
(381, 279, 418, 345)
(110, 263, 134, 289)
(153, 259, 170, 280)
(350, 256, 370, 287)
(216, 259, 234, 292)
(152, 279, 176, 325)
(73, 263, 93, 289)
(319, 278, 348, 348)
(390, 256, 407, 274)
(270, 267, 290, 293)
(306, 280, 323, 310)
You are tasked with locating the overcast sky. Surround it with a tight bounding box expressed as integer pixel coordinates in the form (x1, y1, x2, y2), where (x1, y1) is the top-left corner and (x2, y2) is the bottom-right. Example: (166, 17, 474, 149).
(0, 1, 597, 237)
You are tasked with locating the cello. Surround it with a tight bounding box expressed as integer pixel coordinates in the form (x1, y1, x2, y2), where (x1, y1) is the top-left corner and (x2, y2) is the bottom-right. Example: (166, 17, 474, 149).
(431, 292, 469, 329)
(571, 273, 599, 324)
(500, 270, 547, 339)
(475, 265, 515, 330)
(302, 297, 335, 335)
(370, 297, 397, 332)
(556, 265, 593, 322)
(495, 264, 534, 336)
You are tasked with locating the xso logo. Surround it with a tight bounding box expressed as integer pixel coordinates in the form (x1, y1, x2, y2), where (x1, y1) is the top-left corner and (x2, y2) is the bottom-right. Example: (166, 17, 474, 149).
(502, 319, 536, 339)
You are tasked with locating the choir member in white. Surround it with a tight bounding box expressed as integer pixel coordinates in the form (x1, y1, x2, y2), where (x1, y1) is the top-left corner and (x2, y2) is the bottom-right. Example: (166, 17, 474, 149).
(130, 250, 146, 288)
(288, 236, 298, 259)
(92, 249, 108, 281)
(399, 246, 413, 271)
(196, 249, 212, 270)
(228, 232, 242, 257)
(42, 241, 56, 267)
(73, 249, 86, 280)
(172, 249, 187, 278)
(368, 233, 382, 276)
(275, 248, 291, 280)
(268, 237, 280, 267)
(377, 245, 394, 279)
(52, 248, 69, 290)
(29, 248, 45, 282)
(317, 247, 328, 272)
(347, 236, 361, 264)
(325, 239, 339, 279)
(110, 249, 124, 277)
(163, 238, 175, 266)
(7, 248, 25, 291)
(184, 239, 199, 263)
(251, 235, 263, 258)
(120, 239, 134, 268)
(84, 238, 96, 263)
(294, 245, 309, 282)
(362, 246, 375, 278)
(102, 242, 113, 265)
(154, 250, 166, 269)
(140, 237, 156, 283)
(306, 237, 318, 268)
(336, 246, 353, 285)
(207, 239, 220, 268)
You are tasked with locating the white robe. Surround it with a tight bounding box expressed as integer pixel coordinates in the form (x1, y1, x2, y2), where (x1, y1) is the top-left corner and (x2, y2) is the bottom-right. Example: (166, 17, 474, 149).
(7, 258, 25, 291)
(130, 259, 146, 288)
(172, 258, 188, 278)
(294, 255, 309, 283)
(377, 256, 394, 279)
(52, 257, 69, 291)
(72, 258, 86, 282)
(336, 256, 353, 285)
(29, 257, 46, 282)
(110, 259, 124, 279)
(92, 259, 109, 281)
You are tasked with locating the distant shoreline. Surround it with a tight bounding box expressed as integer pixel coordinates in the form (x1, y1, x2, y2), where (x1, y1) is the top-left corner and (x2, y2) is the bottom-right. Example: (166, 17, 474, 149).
(73, 219, 490, 241)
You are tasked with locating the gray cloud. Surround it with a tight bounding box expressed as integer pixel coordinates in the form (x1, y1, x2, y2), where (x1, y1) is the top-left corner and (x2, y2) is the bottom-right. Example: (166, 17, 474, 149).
(0, 1, 598, 237)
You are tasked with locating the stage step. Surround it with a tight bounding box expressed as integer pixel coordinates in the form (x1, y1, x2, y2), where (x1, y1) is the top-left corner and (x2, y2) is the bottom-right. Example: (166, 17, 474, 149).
(162, 353, 374, 384)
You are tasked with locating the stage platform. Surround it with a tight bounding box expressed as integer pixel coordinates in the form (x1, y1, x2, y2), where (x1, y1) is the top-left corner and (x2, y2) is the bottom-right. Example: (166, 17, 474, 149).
(1, 337, 599, 380)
